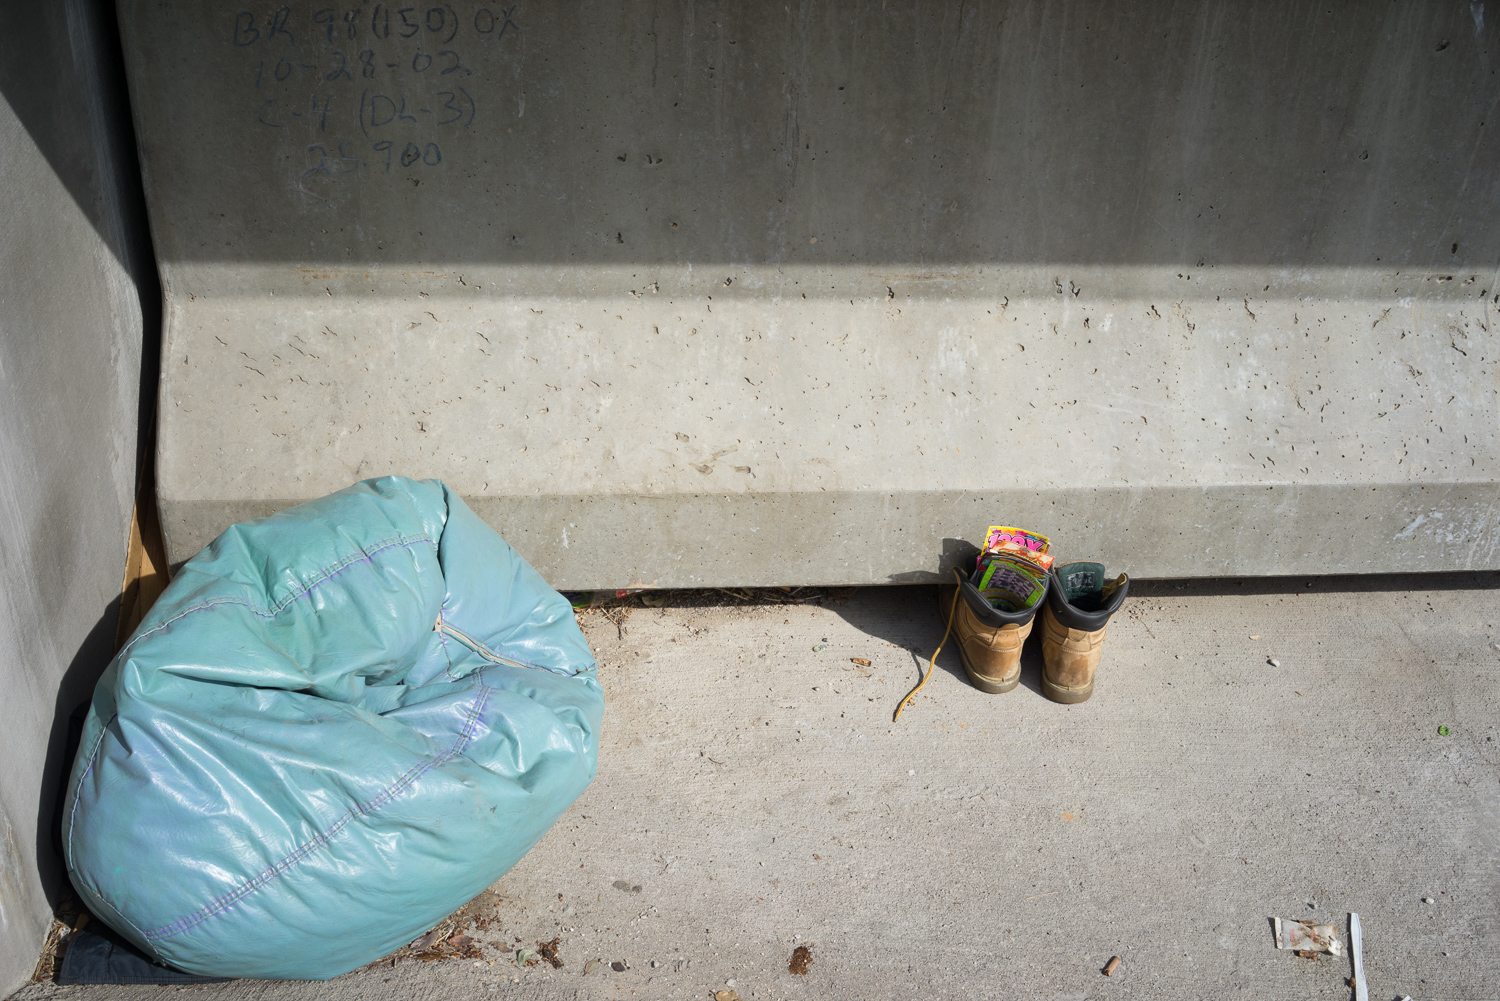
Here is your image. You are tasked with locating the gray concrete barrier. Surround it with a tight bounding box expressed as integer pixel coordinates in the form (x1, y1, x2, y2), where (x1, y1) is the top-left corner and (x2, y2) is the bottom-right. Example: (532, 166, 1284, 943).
(0, 0, 149, 990)
(119, 1, 1499, 583)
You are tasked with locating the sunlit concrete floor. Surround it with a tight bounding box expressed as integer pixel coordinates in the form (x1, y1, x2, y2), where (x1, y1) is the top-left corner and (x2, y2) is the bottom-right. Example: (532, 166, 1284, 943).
(15, 576, 1500, 1001)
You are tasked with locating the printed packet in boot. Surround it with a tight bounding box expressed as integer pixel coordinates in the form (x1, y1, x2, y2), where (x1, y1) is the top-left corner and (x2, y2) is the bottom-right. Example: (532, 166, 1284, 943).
(971, 527, 1054, 612)
(983, 526, 1052, 557)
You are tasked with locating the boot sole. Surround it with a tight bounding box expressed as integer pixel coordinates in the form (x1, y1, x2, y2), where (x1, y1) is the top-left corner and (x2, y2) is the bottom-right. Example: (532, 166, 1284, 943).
(1042, 677, 1094, 704)
(958, 646, 1020, 694)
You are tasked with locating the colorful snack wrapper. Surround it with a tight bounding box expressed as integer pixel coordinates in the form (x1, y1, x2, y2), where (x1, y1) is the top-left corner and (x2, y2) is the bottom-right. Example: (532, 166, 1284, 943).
(974, 555, 1048, 611)
(984, 526, 1051, 557)
(971, 527, 1053, 612)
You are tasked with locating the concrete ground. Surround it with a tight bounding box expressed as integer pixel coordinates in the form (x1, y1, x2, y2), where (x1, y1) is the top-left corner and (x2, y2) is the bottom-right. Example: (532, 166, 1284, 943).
(15, 576, 1500, 1001)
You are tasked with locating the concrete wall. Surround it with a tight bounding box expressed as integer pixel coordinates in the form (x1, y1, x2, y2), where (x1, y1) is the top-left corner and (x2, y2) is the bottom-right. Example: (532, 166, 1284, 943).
(0, 0, 148, 993)
(118, 0, 1500, 583)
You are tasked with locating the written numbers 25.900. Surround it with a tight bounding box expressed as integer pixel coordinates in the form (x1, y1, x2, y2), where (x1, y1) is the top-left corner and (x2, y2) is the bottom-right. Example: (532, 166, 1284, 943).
(301, 139, 442, 177)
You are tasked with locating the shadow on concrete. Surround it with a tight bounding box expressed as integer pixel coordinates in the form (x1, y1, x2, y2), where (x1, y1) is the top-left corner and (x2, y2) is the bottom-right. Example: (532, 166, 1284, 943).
(0, 0, 143, 273)
(830, 582, 1058, 703)
(828, 566, 1500, 703)
(822, 582, 1044, 708)
(103, 0, 1500, 269)
(885, 537, 980, 586)
(0, 0, 161, 488)
(33, 601, 119, 914)
(1130, 570, 1500, 598)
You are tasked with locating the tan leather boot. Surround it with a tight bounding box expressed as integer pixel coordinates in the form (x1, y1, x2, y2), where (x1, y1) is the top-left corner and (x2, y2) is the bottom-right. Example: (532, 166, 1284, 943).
(938, 569, 1041, 693)
(1040, 562, 1129, 704)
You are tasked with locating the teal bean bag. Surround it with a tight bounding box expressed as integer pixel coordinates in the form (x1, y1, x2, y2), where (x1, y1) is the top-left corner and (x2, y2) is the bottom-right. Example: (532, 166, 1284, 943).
(63, 477, 603, 979)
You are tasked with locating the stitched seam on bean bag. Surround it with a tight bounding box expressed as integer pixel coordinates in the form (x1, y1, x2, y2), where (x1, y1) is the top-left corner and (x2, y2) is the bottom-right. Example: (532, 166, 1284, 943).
(69, 535, 439, 880)
(64, 714, 119, 875)
(142, 682, 496, 943)
(117, 534, 437, 660)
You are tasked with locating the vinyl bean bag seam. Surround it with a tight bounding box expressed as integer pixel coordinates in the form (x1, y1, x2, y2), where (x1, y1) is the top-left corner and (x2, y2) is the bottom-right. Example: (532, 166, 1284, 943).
(139, 682, 497, 944)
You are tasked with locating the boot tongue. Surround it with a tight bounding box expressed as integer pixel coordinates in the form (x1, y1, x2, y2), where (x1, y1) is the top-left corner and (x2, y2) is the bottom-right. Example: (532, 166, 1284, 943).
(1057, 562, 1108, 603)
(1101, 573, 1128, 602)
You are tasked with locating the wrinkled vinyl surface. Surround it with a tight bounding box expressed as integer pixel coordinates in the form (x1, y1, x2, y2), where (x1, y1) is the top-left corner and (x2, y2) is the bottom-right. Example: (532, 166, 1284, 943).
(63, 477, 603, 980)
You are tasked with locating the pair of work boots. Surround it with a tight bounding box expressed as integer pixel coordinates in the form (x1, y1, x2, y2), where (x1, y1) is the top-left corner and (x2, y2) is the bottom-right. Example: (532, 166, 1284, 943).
(939, 562, 1128, 703)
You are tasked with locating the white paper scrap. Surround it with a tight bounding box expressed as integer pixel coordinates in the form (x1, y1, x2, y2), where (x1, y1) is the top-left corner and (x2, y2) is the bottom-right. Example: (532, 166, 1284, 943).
(1273, 917, 1344, 956)
(1350, 913, 1368, 1001)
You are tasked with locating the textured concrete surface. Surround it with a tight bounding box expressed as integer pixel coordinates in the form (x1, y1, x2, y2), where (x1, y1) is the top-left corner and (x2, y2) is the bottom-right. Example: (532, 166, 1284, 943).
(113, 0, 1500, 580)
(0, 0, 150, 993)
(15, 577, 1499, 999)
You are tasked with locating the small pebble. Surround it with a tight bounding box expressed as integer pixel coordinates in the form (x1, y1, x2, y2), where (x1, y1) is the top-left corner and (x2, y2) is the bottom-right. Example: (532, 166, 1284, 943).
(1268, 657, 1281, 667)
(1424, 897, 1436, 904)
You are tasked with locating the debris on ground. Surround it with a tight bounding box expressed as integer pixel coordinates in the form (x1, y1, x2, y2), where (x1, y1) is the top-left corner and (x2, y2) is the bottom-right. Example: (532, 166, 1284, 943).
(850, 657, 871, 667)
(572, 586, 858, 612)
(565, 589, 645, 609)
(384, 892, 511, 968)
(789, 944, 814, 975)
(610, 959, 629, 971)
(1350, 913, 1369, 1001)
(596, 603, 632, 638)
(424, 934, 482, 962)
(536, 937, 564, 969)
(714, 991, 741, 1001)
(1103, 955, 1121, 976)
(1274, 917, 1343, 956)
(29, 894, 92, 984)
(28, 896, 91, 986)
(401, 914, 488, 963)
(515, 948, 536, 967)
(583, 958, 601, 975)
(29, 920, 67, 984)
